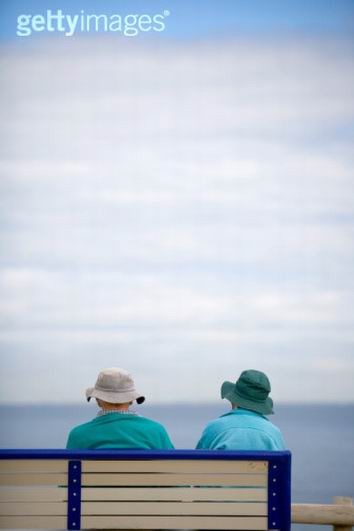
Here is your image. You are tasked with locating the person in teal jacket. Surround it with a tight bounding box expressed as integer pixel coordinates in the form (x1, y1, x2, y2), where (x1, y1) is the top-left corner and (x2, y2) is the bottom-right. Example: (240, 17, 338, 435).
(196, 369, 285, 451)
(66, 367, 174, 450)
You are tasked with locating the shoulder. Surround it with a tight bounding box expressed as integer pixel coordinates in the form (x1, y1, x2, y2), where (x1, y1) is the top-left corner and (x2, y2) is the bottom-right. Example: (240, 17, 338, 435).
(264, 421, 285, 445)
(244, 415, 285, 449)
(68, 417, 96, 435)
(196, 415, 229, 446)
(137, 416, 169, 432)
(201, 412, 237, 434)
(203, 412, 238, 433)
(267, 420, 283, 435)
(239, 412, 284, 439)
(135, 415, 174, 448)
(66, 418, 97, 448)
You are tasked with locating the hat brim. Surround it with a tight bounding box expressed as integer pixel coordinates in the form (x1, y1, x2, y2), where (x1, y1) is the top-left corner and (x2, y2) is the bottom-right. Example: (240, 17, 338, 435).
(221, 381, 274, 415)
(86, 387, 145, 404)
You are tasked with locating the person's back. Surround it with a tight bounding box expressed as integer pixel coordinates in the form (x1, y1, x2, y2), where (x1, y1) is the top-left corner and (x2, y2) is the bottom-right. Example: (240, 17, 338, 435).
(66, 367, 174, 450)
(196, 369, 285, 451)
(67, 410, 173, 449)
(197, 407, 284, 450)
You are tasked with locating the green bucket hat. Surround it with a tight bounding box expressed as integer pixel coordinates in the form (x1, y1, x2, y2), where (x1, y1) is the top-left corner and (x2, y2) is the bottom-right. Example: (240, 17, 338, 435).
(221, 369, 274, 415)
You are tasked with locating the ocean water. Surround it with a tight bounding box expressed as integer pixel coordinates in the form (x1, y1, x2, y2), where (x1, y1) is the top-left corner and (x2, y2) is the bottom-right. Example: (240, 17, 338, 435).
(0, 403, 353, 531)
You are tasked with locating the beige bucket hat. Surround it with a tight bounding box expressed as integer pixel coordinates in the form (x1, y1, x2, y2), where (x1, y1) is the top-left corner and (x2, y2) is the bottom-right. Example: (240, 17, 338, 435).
(86, 367, 145, 404)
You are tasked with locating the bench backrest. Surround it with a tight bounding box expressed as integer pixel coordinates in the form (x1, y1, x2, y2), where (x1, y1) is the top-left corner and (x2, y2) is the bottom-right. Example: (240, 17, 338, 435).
(0, 449, 291, 530)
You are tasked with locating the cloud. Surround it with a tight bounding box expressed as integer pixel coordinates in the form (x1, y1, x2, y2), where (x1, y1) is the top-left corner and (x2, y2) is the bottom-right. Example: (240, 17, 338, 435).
(0, 35, 353, 402)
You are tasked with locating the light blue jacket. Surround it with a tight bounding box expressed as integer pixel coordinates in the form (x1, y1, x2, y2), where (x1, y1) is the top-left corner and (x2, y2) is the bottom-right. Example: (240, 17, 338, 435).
(196, 408, 285, 451)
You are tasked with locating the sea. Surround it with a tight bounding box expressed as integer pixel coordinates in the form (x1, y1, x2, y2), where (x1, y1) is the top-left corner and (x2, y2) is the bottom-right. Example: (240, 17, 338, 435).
(0, 403, 353, 531)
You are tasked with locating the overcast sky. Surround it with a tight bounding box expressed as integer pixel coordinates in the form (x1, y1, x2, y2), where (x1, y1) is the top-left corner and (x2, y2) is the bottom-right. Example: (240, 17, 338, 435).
(0, 1, 354, 404)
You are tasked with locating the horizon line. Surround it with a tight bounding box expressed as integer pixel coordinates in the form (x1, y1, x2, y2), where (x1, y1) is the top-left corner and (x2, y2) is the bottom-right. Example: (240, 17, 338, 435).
(1, 400, 353, 407)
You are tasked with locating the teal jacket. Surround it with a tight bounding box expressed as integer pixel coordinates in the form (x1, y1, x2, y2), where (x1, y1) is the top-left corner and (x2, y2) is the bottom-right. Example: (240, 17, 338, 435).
(66, 412, 174, 450)
(196, 408, 285, 451)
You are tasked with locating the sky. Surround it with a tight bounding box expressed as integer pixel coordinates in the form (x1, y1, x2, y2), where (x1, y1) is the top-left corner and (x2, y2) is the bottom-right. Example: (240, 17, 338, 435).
(0, 1, 354, 404)
(1, 0, 354, 40)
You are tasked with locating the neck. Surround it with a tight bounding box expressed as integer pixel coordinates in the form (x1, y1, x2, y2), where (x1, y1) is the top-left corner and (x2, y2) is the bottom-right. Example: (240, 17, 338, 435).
(97, 400, 131, 411)
(105, 403, 130, 411)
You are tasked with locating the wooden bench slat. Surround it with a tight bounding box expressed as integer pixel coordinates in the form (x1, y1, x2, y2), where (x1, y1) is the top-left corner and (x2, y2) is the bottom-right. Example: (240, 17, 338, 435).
(0, 486, 67, 502)
(82, 459, 268, 474)
(0, 515, 66, 529)
(0, 502, 67, 516)
(81, 515, 268, 529)
(0, 474, 67, 486)
(0, 460, 68, 474)
(82, 472, 267, 487)
(81, 486, 267, 502)
(81, 501, 268, 516)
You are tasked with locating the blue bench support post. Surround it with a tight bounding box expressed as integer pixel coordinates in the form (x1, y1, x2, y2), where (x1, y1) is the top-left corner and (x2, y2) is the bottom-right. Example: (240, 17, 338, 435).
(268, 453, 291, 531)
(67, 460, 81, 530)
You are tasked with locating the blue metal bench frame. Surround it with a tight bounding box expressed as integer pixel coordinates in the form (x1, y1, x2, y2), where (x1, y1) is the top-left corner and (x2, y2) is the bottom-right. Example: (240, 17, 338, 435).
(0, 449, 291, 531)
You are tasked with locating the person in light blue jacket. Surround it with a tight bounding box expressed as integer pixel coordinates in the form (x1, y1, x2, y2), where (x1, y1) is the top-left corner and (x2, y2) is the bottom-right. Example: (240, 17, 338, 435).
(196, 369, 285, 451)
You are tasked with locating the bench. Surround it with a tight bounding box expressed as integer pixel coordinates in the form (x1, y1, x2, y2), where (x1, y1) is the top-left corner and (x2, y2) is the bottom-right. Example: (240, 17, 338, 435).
(0, 449, 291, 530)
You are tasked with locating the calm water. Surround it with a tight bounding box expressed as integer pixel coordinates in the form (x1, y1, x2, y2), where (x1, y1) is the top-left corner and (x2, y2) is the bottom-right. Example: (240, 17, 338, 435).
(0, 403, 353, 531)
